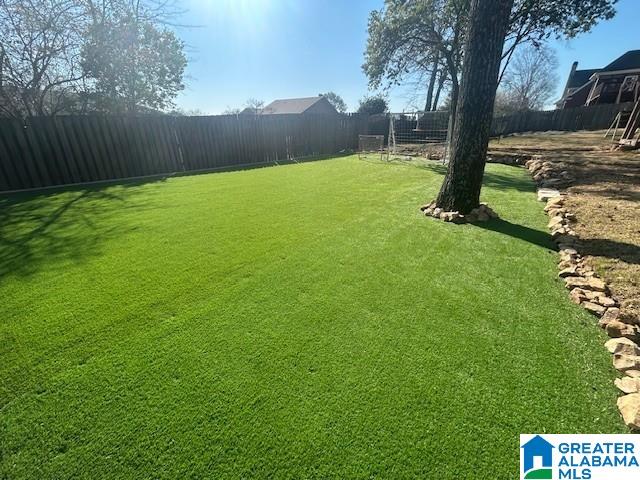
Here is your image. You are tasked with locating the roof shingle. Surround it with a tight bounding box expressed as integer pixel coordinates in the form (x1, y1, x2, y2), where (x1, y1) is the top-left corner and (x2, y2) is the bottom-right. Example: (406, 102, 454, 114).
(601, 50, 640, 73)
(262, 97, 325, 114)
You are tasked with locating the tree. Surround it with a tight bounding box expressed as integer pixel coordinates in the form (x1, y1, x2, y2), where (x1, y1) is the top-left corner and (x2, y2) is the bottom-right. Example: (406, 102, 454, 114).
(170, 107, 208, 116)
(357, 95, 388, 115)
(0, 0, 87, 117)
(0, 0, 190, 117)
(82, 1, 187, 114)
(222, 107, 242, 115)
(244, 98, 264, 114)
(496, 45, 558, 114)
(363, 0, 617, 123)
(320, 92, 347, 113)
(435, 0, 514, 213)
(363, 0, 464, 114)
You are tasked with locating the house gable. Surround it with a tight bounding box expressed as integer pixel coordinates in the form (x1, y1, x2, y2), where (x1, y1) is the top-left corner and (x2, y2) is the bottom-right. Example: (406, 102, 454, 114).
(262, 96, 338, 115)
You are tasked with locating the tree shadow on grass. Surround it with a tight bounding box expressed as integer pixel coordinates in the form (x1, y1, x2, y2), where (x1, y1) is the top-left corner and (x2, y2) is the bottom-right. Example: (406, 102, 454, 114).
(468, 217, 638, 265)
(0, 180, 159, 278)
(473, 218, 557, 251)
(579, 238, 640, 265)
(364, 157, 538, 194)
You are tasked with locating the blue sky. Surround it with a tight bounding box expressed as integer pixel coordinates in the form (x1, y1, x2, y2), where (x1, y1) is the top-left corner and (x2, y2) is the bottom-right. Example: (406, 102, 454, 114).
(175, 0, 638, 114)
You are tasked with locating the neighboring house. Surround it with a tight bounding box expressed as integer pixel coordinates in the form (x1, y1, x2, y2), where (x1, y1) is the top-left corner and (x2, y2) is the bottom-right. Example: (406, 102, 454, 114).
(261, 96, 338, 115)
(557, 50, 640, 109)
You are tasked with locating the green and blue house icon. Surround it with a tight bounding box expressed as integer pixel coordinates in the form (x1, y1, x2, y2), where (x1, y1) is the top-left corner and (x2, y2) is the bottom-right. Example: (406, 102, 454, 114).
(521, 435, 555, 479)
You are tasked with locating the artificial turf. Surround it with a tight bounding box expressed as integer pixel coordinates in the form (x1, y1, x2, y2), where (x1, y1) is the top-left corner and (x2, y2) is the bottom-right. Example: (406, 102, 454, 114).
(0, 156, 625, 479)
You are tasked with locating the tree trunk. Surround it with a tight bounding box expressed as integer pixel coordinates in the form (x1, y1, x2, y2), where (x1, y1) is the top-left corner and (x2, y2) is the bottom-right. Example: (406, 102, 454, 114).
(432, 68, 447, 111)
(436, 0, 514, 214)
(445, 76, 459, 156)
(424, 52, 440, 112)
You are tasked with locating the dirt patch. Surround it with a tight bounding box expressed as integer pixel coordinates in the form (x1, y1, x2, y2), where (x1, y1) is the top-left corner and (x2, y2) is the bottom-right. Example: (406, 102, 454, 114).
(489, 131, 640, 322)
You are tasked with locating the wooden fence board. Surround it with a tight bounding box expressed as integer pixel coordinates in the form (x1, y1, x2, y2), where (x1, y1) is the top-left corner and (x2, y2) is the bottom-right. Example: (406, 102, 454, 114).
(0, 120, 29, 190)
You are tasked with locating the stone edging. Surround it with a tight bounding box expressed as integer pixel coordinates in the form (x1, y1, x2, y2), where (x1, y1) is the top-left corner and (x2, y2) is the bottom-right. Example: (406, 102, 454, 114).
(419, 202, 498, 223)
(525, 157, 640, 431)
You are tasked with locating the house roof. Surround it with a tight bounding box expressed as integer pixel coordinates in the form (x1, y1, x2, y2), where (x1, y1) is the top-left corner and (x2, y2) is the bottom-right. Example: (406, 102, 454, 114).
(601, 50, 640, 73)
(262, 96, 329, 114)
(568, 68, 600, 89)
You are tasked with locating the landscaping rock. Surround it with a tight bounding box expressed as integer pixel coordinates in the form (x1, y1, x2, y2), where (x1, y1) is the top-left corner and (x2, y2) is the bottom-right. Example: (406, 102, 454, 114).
(559, 248, 578, 261)
(538, 188, 561, 202)
(422, 202, 498, 224)
(569, 288, 587, 304)
(596, 296, 617, 308)
(548, 216, 565, 229)
(602, 307, 621, 323)
(559, 267, 578, 279)
(564, 277, 605, 292)
(617, 394, 640, 430)
(583, 301, 606, 317)
(551, 226, 569, 237)
(544, 197, 565, 211)
(587, 278, 607, 292)
(615, 377, 640, 394)
(420, 202, 435, 212)
(564, 276, 607, 292)
(606, 320, 639, 339)
(558, 259, 576, 270)
(583, 290, 600, 300)
(613, 354, 640, 372)
(547, 208, 567, 217)
(605, 338, 640, 356)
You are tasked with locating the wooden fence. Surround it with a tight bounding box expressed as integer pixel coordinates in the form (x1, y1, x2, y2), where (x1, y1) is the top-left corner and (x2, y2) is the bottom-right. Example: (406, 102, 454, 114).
(0, 113, 366, 193)
(491, 102, 634, 136)
(1, 104, 632, 193)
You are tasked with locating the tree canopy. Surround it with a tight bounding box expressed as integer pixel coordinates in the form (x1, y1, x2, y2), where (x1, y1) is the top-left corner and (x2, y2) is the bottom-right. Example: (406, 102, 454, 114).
(357, 95, 389, 115)
(320, 92, 348, 113)
(0, 0, 87, 116)
(82, 5, 187, 114)
(363, 0, 617, 111)
(0, 0, 188, 117)
(495, 45, 559, 115)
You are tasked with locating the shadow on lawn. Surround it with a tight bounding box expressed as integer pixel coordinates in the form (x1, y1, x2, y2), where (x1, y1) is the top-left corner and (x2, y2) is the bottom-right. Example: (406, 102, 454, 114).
(579, 237, 640, 265)
(0, 180, 156, 278)
(363, 157, 537, 194)
(474, 218, 556, 251)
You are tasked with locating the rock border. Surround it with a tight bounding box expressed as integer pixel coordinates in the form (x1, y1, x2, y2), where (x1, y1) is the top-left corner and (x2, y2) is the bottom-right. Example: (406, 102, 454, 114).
(525, 157, 640, 430)
(419, 202, 499, 223)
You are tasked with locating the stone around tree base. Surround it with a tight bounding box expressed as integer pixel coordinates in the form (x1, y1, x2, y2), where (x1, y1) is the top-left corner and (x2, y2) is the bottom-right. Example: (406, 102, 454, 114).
(419, 201, 499, 224)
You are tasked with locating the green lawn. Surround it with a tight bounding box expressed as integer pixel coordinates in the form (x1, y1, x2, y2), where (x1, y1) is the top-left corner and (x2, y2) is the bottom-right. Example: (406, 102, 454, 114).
(0, 156, 624, 479)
